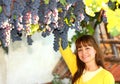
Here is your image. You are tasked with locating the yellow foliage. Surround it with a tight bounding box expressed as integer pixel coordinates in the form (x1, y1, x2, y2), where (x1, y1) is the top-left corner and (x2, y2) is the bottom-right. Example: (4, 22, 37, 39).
(58, 8, 63, 13)
(106, 8, 120, 33)
(83, 0, 120, 35)
(30, 24, 40, 35)
(85, 6, 95, 17)
(83, 0, 93, 6)
(64, 18, 71, 26)
(83, 0, 109, 16)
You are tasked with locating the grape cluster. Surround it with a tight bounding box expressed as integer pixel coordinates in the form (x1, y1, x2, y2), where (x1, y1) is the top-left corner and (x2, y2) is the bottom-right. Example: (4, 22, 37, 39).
(1, 0, 117, 53)
(0, 0, 87, 52)
(0, 0, 12, 53)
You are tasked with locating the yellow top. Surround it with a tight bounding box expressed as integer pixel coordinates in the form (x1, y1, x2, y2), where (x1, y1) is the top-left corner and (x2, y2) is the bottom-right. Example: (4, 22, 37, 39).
(59, 45, 115, 84)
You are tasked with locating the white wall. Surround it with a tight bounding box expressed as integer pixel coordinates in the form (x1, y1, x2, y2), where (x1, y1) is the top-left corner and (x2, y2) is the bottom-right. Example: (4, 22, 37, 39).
(0, 29, 75, 84)
(6, 32, 61, 84)
(0, 47, 7, 84)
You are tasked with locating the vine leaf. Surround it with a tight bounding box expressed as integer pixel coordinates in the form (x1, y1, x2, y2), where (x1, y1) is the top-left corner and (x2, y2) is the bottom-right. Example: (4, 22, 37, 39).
(59, 0, 67, 6)
(44, 0, 50, 4)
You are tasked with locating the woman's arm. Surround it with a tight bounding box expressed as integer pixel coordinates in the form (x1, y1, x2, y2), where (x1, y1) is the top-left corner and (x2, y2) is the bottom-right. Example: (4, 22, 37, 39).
(59, 45, 77, 76)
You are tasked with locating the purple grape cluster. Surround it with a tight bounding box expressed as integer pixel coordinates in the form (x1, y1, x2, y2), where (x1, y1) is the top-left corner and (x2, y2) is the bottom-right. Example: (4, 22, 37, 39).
(0, 0, 107, 53)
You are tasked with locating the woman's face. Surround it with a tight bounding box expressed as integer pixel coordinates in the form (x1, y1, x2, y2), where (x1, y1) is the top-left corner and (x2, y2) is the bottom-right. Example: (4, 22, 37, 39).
(77, 43, 96, 64)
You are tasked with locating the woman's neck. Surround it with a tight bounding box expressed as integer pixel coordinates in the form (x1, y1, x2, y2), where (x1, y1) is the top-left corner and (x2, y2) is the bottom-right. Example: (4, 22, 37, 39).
(85, 61, 99, 71)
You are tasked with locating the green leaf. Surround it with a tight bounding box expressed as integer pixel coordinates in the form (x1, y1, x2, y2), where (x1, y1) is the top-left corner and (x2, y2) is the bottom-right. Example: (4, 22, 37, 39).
(86, 24, 94, 35)
(71, 35, 77, 42)
(59, 0, 67, 6)
(13, 14, 17, 19)
(0, 6, 2, 13)
(109, 27, 120, 36)
(44, 0, 50, 4)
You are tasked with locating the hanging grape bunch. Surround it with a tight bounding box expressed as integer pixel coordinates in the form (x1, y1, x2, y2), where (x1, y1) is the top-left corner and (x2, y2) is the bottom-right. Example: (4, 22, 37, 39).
(0, 0, 120, 53)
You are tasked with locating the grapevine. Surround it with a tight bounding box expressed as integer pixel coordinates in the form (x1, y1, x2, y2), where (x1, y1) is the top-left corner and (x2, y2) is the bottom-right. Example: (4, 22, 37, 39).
(0, 0, 120, 53)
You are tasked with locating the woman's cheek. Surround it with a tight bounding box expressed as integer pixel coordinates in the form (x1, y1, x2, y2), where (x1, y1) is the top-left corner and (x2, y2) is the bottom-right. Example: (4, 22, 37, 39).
(78, 53, 82, 60)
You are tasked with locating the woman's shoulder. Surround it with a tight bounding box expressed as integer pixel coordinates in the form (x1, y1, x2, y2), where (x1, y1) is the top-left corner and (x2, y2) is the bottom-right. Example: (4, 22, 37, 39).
(101, 68, 113, 75)
(100, 67, 114, 79)
(100, 67, 115, 83)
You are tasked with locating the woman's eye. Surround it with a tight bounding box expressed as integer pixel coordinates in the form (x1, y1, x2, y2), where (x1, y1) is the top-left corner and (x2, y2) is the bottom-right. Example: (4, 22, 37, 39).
(85, 47, 90, 50)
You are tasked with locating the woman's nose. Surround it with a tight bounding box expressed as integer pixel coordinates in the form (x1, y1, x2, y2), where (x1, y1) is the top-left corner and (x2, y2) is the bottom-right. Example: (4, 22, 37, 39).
(82, 49, 87, 55)
(82, 49, 85, 54)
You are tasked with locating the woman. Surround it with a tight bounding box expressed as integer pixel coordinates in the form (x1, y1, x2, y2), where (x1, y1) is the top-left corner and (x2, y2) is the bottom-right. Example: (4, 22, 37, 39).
(59, 35, 115, 84)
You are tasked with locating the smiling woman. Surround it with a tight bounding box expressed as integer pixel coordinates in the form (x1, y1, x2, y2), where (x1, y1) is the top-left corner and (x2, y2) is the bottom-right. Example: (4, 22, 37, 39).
(59, 35, 115, 84)
(77, 43, 96, 64)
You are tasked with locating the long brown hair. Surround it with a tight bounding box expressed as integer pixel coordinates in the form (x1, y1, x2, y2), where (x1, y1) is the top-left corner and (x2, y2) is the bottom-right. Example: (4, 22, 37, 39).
(72, 35, 104, 83)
